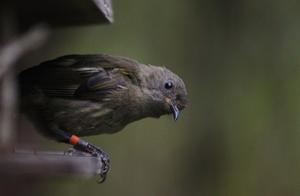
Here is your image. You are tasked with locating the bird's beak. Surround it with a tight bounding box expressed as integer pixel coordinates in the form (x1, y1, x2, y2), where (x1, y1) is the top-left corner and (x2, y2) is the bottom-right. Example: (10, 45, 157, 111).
(165, 98, 180, 121)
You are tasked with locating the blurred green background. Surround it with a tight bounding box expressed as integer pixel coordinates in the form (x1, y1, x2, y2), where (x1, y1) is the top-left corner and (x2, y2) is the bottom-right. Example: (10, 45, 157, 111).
(24, 0, 300, 195)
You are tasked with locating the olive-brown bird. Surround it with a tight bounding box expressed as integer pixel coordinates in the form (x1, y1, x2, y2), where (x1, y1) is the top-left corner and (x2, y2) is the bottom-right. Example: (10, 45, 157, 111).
(18, 54, 187, 181)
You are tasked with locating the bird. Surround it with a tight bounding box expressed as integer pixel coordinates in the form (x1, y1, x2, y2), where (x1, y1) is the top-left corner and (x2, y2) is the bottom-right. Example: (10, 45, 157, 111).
(18, 54, 188, 182)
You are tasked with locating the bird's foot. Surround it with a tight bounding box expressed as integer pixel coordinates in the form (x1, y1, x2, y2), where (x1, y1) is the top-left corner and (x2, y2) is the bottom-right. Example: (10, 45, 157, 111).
(71, 137, 110, 183)
(53, 129, 110, 182)
(84, 143, 110, 183)
(64, 147, 88, 156)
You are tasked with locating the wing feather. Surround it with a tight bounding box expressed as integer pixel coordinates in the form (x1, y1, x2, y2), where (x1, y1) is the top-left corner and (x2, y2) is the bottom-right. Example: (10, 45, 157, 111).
(19, 54, 140, 100)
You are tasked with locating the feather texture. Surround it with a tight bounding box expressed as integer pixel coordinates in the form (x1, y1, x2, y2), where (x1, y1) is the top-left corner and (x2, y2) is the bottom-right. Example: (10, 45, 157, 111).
(18, 54, 188, 138)
(19, 54, 140, 101)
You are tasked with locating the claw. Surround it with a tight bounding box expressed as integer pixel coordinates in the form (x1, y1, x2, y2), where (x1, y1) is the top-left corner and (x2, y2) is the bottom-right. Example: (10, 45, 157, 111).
(97, 173, 107, 183)
(71, 136, 110, 182)
(86, 143, 110, 182)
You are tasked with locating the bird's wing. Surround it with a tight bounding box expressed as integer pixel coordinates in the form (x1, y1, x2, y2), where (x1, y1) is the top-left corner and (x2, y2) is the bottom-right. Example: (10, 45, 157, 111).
(19, 54, 140, 100)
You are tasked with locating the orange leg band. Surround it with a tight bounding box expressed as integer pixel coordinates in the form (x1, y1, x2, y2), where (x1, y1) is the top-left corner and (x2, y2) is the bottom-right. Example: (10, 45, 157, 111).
(70, 135, 80, 145)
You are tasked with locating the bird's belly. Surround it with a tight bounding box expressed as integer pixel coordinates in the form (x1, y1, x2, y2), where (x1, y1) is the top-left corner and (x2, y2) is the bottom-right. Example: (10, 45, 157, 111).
(43, 98, 125, 136)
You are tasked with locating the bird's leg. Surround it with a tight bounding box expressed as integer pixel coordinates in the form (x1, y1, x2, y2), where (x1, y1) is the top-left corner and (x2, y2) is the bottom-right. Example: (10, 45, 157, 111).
(69, 135, 110, 182)
(53, 129, 110, 182)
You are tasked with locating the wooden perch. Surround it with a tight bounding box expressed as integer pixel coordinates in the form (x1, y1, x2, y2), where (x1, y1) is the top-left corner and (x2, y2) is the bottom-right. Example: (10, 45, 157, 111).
(0, 150, 103, 178)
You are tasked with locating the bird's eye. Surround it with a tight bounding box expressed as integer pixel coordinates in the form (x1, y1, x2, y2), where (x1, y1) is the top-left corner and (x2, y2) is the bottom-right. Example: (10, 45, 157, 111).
(164, 81, 173, 89)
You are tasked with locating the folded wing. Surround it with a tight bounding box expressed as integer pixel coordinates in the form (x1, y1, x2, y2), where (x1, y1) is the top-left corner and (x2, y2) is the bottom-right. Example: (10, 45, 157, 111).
(19, 54, 140, 101)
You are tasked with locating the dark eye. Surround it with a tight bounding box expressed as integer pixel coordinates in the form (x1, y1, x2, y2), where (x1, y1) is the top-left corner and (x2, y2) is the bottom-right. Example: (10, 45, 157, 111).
(164, 81, 173, 89)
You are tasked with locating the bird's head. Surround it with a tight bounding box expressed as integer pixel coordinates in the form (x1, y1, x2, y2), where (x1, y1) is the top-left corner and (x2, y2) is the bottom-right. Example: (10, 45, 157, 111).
(139, 65, 188, 120)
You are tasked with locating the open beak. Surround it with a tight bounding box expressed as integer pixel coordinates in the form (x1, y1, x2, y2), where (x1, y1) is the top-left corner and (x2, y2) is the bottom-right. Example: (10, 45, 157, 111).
(170, 103, 179, 121)
(166, 98, 180, 121)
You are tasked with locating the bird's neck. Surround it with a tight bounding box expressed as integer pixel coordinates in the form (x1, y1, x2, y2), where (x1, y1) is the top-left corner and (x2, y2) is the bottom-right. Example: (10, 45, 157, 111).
(131, 87, 165, 119)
